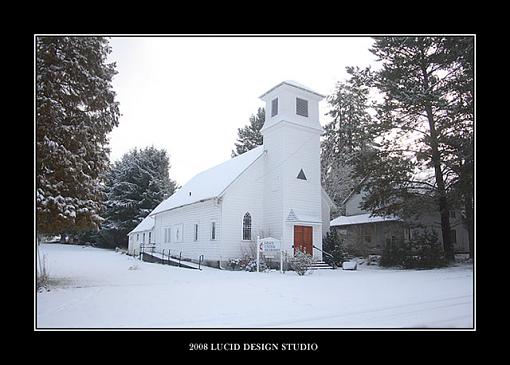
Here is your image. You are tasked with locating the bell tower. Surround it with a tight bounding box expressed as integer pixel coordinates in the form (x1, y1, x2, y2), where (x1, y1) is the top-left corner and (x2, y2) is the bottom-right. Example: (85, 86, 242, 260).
(259, 81, 325, 259)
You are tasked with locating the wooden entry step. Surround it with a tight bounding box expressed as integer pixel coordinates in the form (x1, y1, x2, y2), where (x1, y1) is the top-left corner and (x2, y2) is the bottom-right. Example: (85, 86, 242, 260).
(309, 261, 335, 270)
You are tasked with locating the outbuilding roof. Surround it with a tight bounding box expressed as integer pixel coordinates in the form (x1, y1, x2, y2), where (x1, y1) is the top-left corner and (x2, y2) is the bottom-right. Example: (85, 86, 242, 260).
(150, 146, 265, 216)
(330, 213, 401, 227)
(129, 215, 155, 234)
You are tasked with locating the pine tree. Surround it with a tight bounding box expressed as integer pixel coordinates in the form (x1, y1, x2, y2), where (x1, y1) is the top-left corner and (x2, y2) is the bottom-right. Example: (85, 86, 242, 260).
(321, 68, 374, 210)
(36, 36, 120, 235)
(353, 36, 474, 262)
(100, 146, 177, 247)
(439, 37, 474, 260)
(231, 107, 264, 157)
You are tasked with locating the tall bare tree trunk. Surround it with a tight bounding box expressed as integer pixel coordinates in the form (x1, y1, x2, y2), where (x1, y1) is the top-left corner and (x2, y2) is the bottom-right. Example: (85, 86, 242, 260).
(422, 65, 455, 262)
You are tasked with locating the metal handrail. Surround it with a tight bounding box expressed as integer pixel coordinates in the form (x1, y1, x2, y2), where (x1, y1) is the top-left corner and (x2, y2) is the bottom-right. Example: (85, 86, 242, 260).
(312, 245, 334, 259)
(312, 245, 337, 268)
(139, 246, 206, 271)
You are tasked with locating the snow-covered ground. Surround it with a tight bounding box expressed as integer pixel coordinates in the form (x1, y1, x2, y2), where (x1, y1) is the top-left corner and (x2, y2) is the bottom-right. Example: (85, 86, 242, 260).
(36, 244, 474, 329)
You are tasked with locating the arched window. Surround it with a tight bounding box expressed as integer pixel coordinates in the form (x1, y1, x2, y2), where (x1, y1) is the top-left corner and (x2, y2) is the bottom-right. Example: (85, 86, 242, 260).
(243, 212, 252, 240)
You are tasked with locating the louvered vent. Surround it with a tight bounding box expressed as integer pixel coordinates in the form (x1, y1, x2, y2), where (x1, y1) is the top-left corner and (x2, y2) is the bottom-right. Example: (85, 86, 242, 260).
(271, 98, 278, 117)
(297, 169, 307, 180)
(296, 97, 308, 117)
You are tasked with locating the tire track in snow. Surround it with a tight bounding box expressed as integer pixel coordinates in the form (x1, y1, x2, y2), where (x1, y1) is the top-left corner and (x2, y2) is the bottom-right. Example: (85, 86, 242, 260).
(251, 295, 473, 328)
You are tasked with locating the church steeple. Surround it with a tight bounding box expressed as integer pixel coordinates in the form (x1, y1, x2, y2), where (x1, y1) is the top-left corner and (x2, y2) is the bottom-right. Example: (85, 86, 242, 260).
(258, 81, 325, 258)
(259, 80, 325, 135)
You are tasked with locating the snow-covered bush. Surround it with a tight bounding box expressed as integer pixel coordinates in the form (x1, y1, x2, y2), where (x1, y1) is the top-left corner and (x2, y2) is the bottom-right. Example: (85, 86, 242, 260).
(228, 258, 241, 270)
(238, 255, 267, 272)
(290, 250, 313, 276)
(367, 255, 381, 265)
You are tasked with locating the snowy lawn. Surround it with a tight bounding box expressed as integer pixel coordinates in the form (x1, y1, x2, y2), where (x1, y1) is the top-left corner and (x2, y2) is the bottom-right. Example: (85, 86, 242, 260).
(36, 244, 473, 329)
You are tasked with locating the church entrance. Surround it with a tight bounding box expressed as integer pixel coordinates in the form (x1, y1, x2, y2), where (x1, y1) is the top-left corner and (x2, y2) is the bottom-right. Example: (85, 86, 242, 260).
(294, 225, 313, 255)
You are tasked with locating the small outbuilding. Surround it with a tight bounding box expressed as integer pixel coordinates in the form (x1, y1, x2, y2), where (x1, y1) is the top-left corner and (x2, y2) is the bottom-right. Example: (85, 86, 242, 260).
(330, 189, 470, 256)
(127, 215, 155, 256)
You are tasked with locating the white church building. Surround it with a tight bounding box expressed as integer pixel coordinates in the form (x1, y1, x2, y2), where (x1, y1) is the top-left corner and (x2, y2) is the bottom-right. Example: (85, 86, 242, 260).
(128, 81, 335, 267)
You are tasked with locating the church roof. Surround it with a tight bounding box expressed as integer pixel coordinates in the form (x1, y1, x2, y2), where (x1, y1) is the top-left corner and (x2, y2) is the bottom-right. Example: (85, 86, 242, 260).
(150, 146, 265, 216)
(129, 215, 155, 234)
(259, 80, 325, 99)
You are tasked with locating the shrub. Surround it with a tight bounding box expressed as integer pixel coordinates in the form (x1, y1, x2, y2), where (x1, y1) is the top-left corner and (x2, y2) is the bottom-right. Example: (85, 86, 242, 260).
(37, 254, 50, 291)
(290, 250, 314, 276)
(402, 231, 447, 269)
(322, 232, 348, 267)
(228, 258, 241, 270)
(238, 255, 267, 272)
(380, 242, 407, 267)
(380, 231, 447, 269)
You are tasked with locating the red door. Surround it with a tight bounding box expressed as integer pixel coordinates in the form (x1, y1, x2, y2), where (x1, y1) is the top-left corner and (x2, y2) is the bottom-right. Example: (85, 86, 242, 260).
(294, 226, 313, 255)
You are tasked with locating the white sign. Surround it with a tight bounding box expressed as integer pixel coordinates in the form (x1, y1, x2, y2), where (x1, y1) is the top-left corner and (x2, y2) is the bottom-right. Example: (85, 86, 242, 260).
(256, 237, 283, 273)
(259, 238, 280, 252)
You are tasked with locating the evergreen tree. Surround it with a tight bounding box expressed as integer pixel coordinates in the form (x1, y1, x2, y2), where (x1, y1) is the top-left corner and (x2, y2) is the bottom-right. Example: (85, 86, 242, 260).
(36, 36, 120, 235)
(321, 67, 374, 210)
(100, 146, 177, 247)
(322, 232, 347, 267)
(352, 36, 474, 261)
(439, 37, 474, 259)
(231, 107, 264, 157)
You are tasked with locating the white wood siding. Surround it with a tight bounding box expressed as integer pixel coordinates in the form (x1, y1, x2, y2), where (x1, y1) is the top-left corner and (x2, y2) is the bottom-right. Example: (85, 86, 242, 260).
(321, 192, 331, 235)
(262, 126, 285, 241)
(153, 199, 222, 262)
(280, 123, 323, 257)
(127, 228, 154, 255)
(220, 156, 264, 261)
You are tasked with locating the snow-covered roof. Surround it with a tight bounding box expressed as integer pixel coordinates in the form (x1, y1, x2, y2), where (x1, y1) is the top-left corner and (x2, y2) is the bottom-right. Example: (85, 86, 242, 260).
(150, 146, 264, 216)
(259, 80, 325, 99)
(330, 213, 401, 227)
(129, 215, 154, 234)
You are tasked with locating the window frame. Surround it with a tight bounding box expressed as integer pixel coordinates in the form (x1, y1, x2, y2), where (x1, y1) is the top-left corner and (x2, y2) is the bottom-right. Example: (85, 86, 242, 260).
(450, 229, 457, 244)
(296, 97, 308, 117)
(242, 212, 252, 241)
(193, 223, 199, 242)
(172, 223, 184, 243)
(271, 98, 278, 117)
(211, 221, 217, 241)
(164, 226, 172, 243)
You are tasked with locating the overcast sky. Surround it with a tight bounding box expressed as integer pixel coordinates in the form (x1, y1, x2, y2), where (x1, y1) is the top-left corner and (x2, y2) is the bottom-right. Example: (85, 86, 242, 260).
(107, 36, 378, 186)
